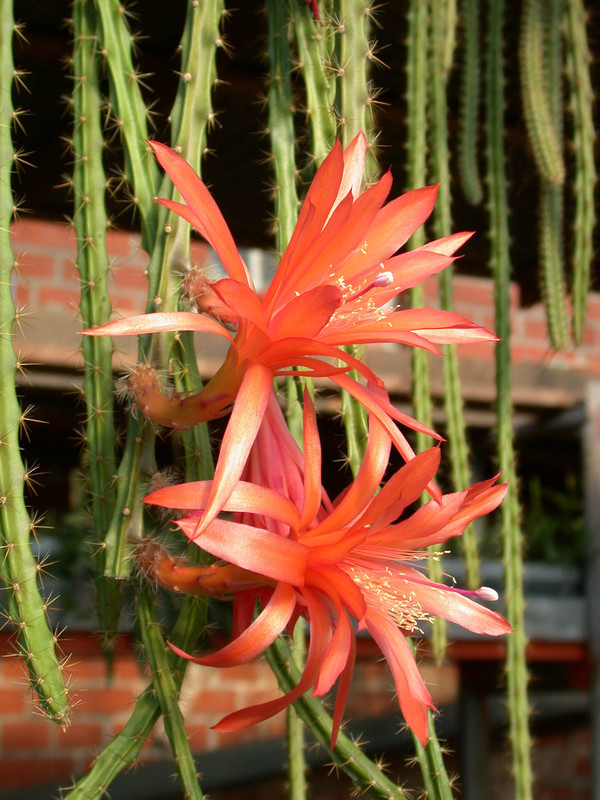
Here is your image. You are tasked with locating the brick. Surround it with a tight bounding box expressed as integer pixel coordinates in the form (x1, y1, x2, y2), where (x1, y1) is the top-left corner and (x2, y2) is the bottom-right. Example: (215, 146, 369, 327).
(0, 756, 77, 789)
(39, 286, 81, 310)
(3, 721, 51, 751)
(110, 265, 148, 290)
(105, 228, 135, 257)
(190, 240, 210, 264)
(523, 318, 549, 342)
(0, 688, 26, 714)
(453, 279, 494, 307)
(11, 218, 75, 249)
(56, 721, 104, 750)
(16, 252, 56, 279)
(75, 688, 137, 715)
(14, 284, 30, 307)
(185, 722, 208, 750)
(190, 690, 237, 716)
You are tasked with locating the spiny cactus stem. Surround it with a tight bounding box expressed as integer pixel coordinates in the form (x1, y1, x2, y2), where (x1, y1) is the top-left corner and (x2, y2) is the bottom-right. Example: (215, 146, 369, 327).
(267, 635, 409, 799)
(288, 0, 336, 164)
(71, 0, 121, 651)
(485, 2, 533, 798)
(565, 0, 597, 344)
(429, 0, 480, 590)
(458, 0, 484, 205)
(95, 0, 159, 252)
(0, 0, 69, 725)
(138, 588, 204, 799)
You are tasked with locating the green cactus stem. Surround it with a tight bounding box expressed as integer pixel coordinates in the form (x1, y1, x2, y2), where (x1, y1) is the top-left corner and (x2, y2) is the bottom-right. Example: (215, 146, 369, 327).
(485, 2, 533, 798)
(95, 0, 159, 252)
(538, 0, 570, 350)
(71, 0, 121, 656)
(0, 0, 69, 725)
(267, 635, 409, 799)
(429, 0, 481, 590)
(288, 0, 336, 165)
(519, 0, 566, 186)
(565, 0, 597, 344)
(138, 588, 204, 800)
(458, 0, 483, 204)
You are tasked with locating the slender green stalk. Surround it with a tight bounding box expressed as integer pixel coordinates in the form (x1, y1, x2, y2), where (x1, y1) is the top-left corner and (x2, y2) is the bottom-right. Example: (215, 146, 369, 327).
(0, 0, 69, 725)
(267, 636, 409, 799)
(519, 0, 565, 185)
(266, 5, 307, 793)
(71, 0, 120, 653)
(458, 0, 483, 205)
(429, 0, 480, 590)
(538, 0, 569, 350)
(565, 0, 597, 344)
(95, 0, 159, 251)
(485, 2, 533, 798)
(138, 588, 204, 800)
(288, 0, 336, 164)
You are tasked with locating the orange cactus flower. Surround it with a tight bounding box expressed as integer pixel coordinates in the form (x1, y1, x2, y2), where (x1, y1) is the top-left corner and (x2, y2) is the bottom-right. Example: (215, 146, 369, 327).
(142, 393, 511, 746)
(85, 133, 495, 530)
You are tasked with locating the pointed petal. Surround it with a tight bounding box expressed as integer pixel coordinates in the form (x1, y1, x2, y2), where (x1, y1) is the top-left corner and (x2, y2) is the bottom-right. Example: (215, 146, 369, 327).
(365, 609, 434, 744)
(398, 568, 512, 636)
(195, 361, 273, 533)
(212, 279, 268, 333)
(82, 311, 234, 342)
(335, 130, 367, 207)
(178, 517, 308, 586)
(169, 582, 296, 667)
(358, 447, 442, 530)
(269, 285, 342, 340)
(212, 587, 332, 732)
(144, 479, 300, 530)
(330, 629, 356, 747)
(299, 389, 323, 531)
(149, 140, 251, 286)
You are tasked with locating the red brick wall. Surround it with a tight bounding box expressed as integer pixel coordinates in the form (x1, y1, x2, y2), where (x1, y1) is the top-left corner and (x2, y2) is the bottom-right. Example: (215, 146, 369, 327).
(9, 217, 600, 377)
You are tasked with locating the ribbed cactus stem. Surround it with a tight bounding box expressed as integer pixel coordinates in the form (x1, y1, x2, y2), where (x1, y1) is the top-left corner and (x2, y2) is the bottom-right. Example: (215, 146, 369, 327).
(337, 0, 377, 475)
(95, 0, 159, 252)
(458, 0, 484, 205)
(288, 0, 336, 164)
(0, 0, 69, 725)
(138, 588, 204, 800)
(565, 0, 596, 344)
(538, 0, 570, 350)
(429, 0, 481, 590)
(485, 2, 533, 798)
(71, 0, 120, 653)
(267, 636, 409, 799)
(519, 0, 566, 186)
(266, 4, 307, 793)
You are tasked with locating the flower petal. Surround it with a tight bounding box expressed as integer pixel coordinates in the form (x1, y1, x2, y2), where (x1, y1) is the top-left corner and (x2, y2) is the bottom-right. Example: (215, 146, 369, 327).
(178, 517, 308, 586)
(365, 608, 434, 745)
(149, 140, 251, 286)
(268, 285, 342, 340)
(81, 311, 234, 342)
(144, 479, 300, 530)
(212, 279, 269, 333)
(194, 361, 273, 533)
(169, 582, 297, 667)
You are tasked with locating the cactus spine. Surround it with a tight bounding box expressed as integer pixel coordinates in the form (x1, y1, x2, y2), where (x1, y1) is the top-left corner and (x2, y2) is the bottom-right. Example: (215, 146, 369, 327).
(485, 2, 533, 798)
(0, 0, 69, 725)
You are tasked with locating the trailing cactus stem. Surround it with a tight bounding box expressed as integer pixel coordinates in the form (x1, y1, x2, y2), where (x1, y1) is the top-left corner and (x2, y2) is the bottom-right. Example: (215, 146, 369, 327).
(71, 0, 120, 653)
(458, 0, 484, 205)
(138, 588, 204, 799)
(519, 0, 565, 185)
(429, 0, 480, 589)
(95, 0, 160, 251)
(565, 0, 597, 344)
(267, 636, 409, 799)
(485, 2, 533, 798)
(288, 0, 336, 163)
(266, 4, 308, 792)
(0, 0, 69, 724)
(538, 0, 569, 350)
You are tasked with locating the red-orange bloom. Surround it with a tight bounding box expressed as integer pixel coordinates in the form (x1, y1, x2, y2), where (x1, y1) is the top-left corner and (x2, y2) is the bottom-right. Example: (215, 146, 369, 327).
(143, 394, 511, 746)
(85, 133, 495, 530)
